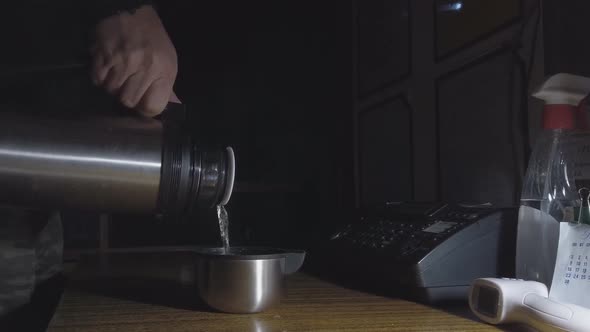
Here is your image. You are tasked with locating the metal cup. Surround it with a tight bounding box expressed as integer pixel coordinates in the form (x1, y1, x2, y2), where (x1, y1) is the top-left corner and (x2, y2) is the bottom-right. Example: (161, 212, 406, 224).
(195, 247, 305, 313)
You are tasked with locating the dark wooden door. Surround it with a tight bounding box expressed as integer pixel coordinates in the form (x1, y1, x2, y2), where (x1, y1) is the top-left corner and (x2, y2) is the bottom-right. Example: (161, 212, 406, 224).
(354, 0, 543, 207)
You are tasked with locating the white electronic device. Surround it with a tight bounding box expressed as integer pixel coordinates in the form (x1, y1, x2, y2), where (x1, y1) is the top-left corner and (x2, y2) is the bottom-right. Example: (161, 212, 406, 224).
(469, 278, 590, 332)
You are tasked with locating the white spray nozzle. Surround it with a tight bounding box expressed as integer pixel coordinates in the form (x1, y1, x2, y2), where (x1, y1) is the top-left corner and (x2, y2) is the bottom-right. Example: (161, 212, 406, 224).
(533, 73, 590, 106)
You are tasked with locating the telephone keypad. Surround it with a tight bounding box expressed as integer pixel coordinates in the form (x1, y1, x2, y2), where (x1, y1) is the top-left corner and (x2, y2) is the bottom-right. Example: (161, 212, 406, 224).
(331, 204, 491, 259)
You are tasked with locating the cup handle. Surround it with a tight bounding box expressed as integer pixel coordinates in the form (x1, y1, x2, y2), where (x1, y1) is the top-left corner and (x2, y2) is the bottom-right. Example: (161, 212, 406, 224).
(283, 250, 306, 275)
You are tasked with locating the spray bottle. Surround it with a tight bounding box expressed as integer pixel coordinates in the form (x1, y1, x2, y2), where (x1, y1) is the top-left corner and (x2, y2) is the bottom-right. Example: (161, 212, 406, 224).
(516, 73, 590, 286)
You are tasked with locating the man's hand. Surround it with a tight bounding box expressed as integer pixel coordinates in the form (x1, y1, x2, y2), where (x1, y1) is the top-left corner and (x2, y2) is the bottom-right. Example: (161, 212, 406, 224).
(91, 5, 180, 117)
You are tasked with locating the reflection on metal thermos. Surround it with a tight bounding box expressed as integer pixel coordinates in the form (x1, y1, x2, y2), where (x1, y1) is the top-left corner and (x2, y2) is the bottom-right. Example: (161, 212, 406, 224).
(0, 103, 235, 217)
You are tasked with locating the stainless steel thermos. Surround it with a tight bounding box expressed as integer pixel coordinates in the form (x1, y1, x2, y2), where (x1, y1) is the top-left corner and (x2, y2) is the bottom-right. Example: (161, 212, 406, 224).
(0, 103, 235, 216)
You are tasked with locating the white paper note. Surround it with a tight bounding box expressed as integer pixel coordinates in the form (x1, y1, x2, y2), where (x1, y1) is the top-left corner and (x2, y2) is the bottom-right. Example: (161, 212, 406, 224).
(549, 222, 590, 307)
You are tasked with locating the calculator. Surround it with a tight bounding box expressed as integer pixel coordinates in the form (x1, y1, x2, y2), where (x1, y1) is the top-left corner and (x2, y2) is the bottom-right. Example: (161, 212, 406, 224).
(311, 202, 518, 304)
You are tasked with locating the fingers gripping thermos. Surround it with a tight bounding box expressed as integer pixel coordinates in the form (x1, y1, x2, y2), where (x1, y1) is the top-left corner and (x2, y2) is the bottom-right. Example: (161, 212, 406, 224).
(0, 103, 235, 217)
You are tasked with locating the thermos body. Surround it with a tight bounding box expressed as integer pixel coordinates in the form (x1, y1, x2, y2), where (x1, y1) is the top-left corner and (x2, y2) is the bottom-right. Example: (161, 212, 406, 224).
(0, 109, 235, 216)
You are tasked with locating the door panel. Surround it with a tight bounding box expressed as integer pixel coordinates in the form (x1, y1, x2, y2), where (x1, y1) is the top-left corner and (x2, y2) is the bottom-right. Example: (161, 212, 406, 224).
(437, 50, 520, 205)
(435, 0, 522, 58)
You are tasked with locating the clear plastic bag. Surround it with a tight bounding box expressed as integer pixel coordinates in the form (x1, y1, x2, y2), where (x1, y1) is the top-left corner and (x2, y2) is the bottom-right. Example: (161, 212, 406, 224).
(517, 130, 590, 286)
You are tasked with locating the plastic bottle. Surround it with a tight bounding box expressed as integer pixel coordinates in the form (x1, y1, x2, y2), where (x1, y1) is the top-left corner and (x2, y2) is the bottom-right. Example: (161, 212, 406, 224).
(516, 73, 590, 286)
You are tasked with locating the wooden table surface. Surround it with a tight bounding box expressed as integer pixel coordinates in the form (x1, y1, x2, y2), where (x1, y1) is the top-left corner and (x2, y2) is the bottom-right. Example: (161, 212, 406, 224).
(48, 270, 506, 332)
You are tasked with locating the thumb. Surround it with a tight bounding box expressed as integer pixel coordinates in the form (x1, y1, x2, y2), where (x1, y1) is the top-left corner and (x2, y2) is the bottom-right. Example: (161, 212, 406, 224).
(169, 91, 181, 104)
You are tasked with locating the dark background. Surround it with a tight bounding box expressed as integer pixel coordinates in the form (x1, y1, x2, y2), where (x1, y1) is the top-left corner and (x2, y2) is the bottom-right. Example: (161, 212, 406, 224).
(542, 0, 590, 77)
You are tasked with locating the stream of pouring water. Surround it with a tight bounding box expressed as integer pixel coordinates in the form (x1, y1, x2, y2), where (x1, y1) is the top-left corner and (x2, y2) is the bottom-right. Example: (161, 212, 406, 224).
(217, 204, 230, 252)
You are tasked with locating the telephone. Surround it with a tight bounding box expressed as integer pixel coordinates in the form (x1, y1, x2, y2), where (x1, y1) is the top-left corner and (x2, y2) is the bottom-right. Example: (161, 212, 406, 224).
(312, 202, 518, 304)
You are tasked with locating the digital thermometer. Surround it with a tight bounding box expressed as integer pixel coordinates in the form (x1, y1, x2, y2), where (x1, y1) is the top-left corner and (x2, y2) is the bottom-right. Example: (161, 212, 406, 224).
(469, 278, 590, 332)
